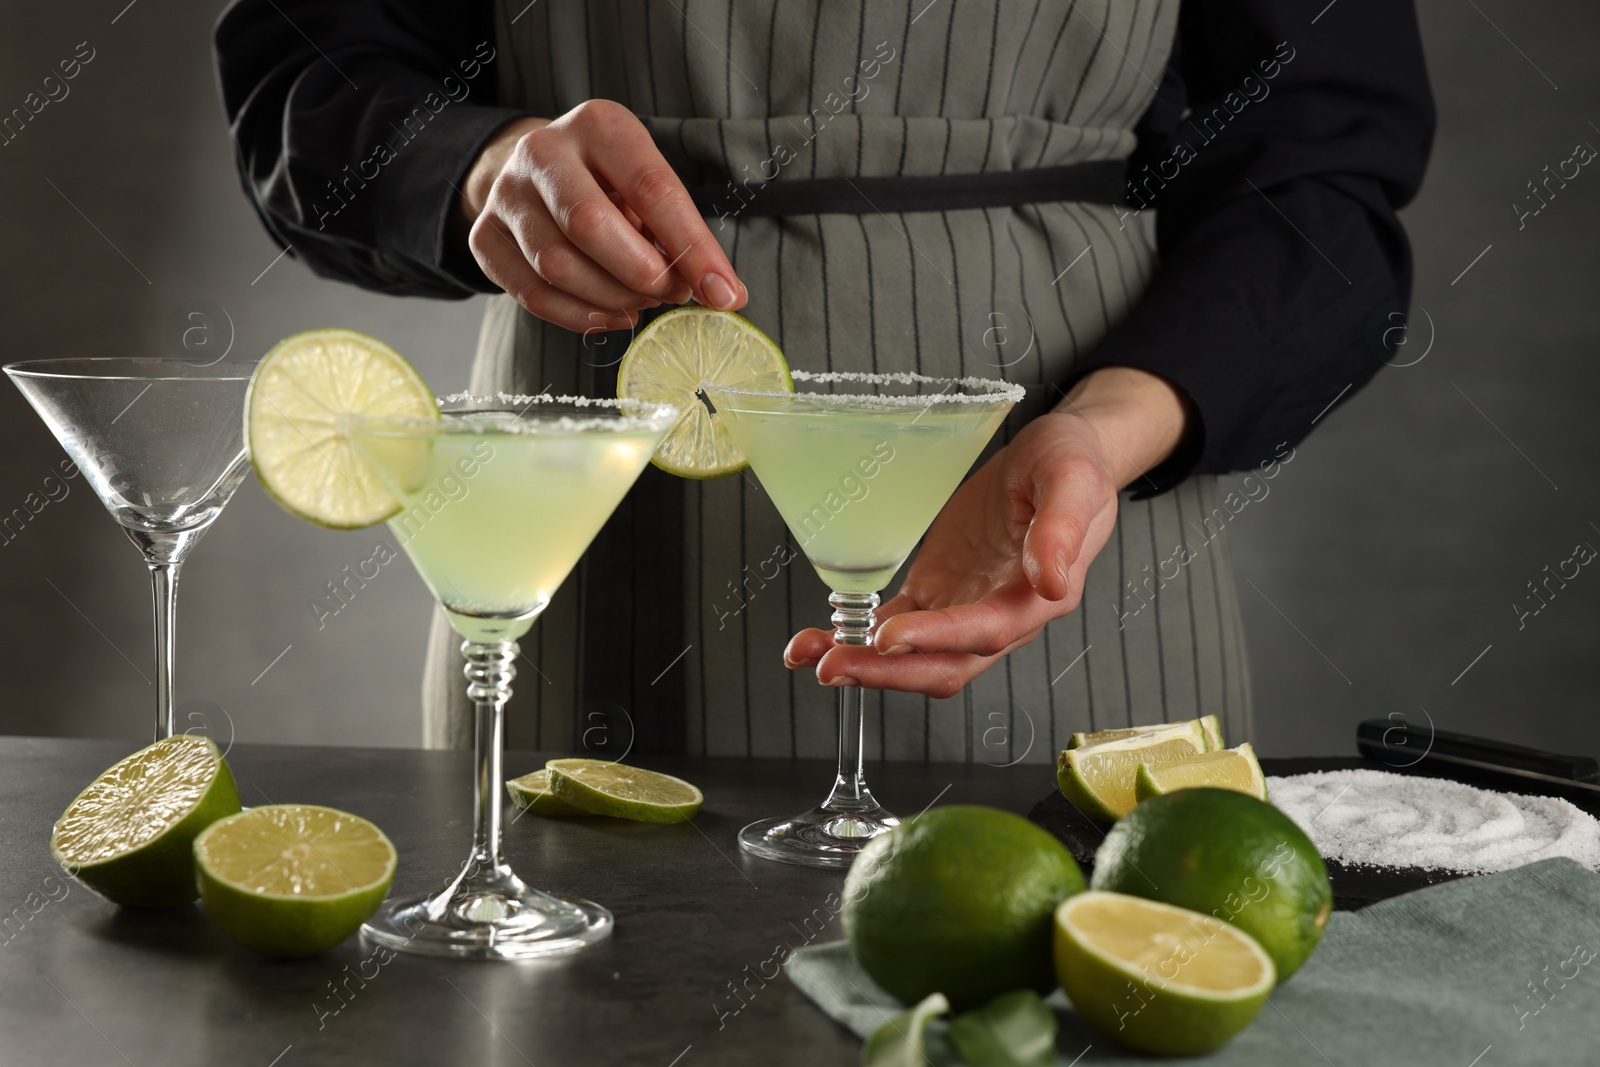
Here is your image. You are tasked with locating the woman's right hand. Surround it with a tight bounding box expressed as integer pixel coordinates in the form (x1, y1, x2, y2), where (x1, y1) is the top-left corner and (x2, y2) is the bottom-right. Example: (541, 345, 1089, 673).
(457, 100, 746, 333)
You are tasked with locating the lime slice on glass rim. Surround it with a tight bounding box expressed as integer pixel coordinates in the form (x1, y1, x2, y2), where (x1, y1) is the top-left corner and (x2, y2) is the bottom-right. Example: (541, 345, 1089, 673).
(50, 734, 241, 908)
(1054, 891, 1275, 1056)
(615, 306, 791, 478)
(194, 804, 397, 958)
(1134, 743, 1268, 802)
(506, 768, 586, 816)
(545, 758, 703, 824)
(245, 328, 438, 528)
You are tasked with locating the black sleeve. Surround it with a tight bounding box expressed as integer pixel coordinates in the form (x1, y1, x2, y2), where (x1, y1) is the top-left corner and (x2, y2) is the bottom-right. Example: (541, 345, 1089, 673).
(1079, 0, 1435, 493)
(213, 0, 527, 298)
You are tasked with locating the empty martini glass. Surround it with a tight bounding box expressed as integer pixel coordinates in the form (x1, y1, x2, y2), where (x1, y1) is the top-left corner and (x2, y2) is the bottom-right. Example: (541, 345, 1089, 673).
(347, 394, 677, 960)
(704, 371, 1024, 867)
(5, 358, 255, 741)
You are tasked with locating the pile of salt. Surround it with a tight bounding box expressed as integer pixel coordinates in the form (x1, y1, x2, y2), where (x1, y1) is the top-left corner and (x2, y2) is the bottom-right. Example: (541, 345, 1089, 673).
(1267, 768, 1600, 874)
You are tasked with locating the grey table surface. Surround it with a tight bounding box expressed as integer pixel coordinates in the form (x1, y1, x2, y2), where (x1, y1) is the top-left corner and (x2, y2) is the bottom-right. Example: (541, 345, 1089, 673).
(0, 737, 1052, 1067)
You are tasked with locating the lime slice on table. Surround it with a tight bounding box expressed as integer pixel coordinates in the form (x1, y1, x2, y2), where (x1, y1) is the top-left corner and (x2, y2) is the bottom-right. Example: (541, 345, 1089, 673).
(194, 804, 396, 958)
(615, 307, 791, 478)
(245, 328, 438, 528)
(1056, 733, 1203, 822)
(1067, 717, 1212, 752)
(506, 768, 586, 816)
(51, 735, 241, 908)
(1135, 743, 1268, 802)
(545, 759, 703, 824)
(1054, 891, 1275, 1056)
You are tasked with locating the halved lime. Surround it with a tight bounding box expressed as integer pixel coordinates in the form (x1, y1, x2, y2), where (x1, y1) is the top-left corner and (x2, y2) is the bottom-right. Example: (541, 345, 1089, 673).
(50, 735, 241, 908)
(1056, 734, 1203, 821)
(1068, 719, 1208, 752)
(1135, 743, 1267, 802)
(1054, 891, 1275, 1056)
(615, 307, 790, 478)
(245, 328, 438, 528)
(194, 804, 396, 958)
(545, 759, 703, 824)
(506, 768, 585, 816)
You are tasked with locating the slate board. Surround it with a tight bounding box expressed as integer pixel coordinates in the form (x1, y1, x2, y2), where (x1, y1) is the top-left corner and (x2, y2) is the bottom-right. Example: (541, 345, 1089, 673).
(1026, 755, 1600, 910)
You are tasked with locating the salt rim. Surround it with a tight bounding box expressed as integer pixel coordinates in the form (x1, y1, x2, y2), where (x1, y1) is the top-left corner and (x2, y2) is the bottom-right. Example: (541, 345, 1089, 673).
(1268, 768, 1600, 875)
(345, 392, 679, 435)
(702, 369, 1026, 407)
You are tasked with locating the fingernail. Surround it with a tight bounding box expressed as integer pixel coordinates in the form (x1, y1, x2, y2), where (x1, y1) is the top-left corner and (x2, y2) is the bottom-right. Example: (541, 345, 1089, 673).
(1055, 550, 1069, 583)
(700, 273, 738, 311)
(880, 644, 913, 656)
(824, 676, 859, 688)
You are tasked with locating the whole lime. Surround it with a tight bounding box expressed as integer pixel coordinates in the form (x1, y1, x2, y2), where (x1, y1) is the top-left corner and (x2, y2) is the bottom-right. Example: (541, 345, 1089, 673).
(1090, 788, 1332, 980)
(843, 805, 1085, 1010)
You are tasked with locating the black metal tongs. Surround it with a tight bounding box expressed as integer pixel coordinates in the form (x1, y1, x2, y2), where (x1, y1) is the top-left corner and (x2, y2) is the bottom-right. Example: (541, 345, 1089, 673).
(1357, 718, 1600, 803)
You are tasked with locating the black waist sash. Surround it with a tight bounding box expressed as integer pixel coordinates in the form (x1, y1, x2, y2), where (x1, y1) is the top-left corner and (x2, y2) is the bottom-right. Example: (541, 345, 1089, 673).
(685, 160, 1129, 218)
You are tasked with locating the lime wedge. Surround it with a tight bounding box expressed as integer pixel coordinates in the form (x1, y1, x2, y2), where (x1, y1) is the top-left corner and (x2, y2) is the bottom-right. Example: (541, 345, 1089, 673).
(50, 735, 241, 908)
(194, 804, 396, 957)
(506, 768, 585, 816)
(1068, 718, 1209, 752)
(1054, 891, 1275, 1056)
(1199, 714, 1225, 750)
(1135, 744, 1267, 802)
(616, 307, 790, 478)
(545, 759, 703, 824)
(1056, 734, 1203, 821)
(245, 328, 438, 528)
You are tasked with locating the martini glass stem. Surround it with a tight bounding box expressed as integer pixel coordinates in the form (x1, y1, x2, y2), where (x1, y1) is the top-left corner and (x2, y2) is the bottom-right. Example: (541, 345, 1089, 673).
(463, 639, 516, 885)
(823, 590, 879, 813)
(147, 561, 180, 741)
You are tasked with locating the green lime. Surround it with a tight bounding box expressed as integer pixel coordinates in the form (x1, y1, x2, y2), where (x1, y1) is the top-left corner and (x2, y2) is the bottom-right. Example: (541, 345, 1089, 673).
(545, 759, 703, 823)
(506, 768, 585, 815)
(1067, 718, 1209, 752)
(1054, 891, 1274, 1056)
(1135, 743, 1267, 802)
(1091, 788, 1332, 981)
(842, 805, 1085, 1011)
(615, 307, 791, 478)
(194, 804, 396, 958)
(246, 328, 438, 528)
(1056, 733, 1204, 822)
(50, 735, 241, 908)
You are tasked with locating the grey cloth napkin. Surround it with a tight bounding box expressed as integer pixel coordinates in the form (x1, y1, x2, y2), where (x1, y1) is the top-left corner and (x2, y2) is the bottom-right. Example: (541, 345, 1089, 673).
(785, 858, 1600, 1066)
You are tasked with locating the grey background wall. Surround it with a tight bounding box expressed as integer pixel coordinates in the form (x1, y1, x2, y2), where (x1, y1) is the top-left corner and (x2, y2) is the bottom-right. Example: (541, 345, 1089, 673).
(0, 1, 1593, 758)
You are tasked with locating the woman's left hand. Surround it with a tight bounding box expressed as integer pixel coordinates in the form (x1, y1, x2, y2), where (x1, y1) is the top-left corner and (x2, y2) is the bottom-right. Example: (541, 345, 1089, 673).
(782, 367, 1190, 697)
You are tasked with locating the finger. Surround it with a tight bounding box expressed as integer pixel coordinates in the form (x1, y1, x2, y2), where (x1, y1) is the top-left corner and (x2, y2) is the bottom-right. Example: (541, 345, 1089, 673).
(817, 645, 987, 700)
(528, 141, 689, 302)
(576, 106, 747, 311)
(506, 207, 663, 312)
(872, 583, 1042, 658)
(783, 628, 834, 669)
(471, 218, 637, 333)
(1021, 452, 1113, 602)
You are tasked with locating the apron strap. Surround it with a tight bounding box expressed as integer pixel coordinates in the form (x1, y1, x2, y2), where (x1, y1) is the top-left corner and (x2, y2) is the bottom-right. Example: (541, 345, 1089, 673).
(685, 160, 1129, 218)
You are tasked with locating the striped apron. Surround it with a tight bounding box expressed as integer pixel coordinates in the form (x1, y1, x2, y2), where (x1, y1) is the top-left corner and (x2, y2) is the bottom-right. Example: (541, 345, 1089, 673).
(421, 0, 1254, 764)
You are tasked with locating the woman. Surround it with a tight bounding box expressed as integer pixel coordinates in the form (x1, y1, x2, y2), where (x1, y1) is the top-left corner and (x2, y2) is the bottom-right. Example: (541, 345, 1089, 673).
(216, 0, 1432, 761)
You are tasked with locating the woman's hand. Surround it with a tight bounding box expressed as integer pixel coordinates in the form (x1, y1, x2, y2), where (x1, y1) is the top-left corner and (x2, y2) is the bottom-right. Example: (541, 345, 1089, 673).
(456, 101, 746, 333)
(783, 367, 1191, 697)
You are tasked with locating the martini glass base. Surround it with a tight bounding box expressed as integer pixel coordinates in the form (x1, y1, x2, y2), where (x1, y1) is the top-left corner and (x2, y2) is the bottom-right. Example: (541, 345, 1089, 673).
(737, 805, 900, 869)
(361, 873, 613, 961)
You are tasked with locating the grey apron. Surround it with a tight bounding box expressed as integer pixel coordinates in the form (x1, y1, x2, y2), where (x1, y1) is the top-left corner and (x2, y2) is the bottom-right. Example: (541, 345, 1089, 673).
(421, 0, 1254, 763)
